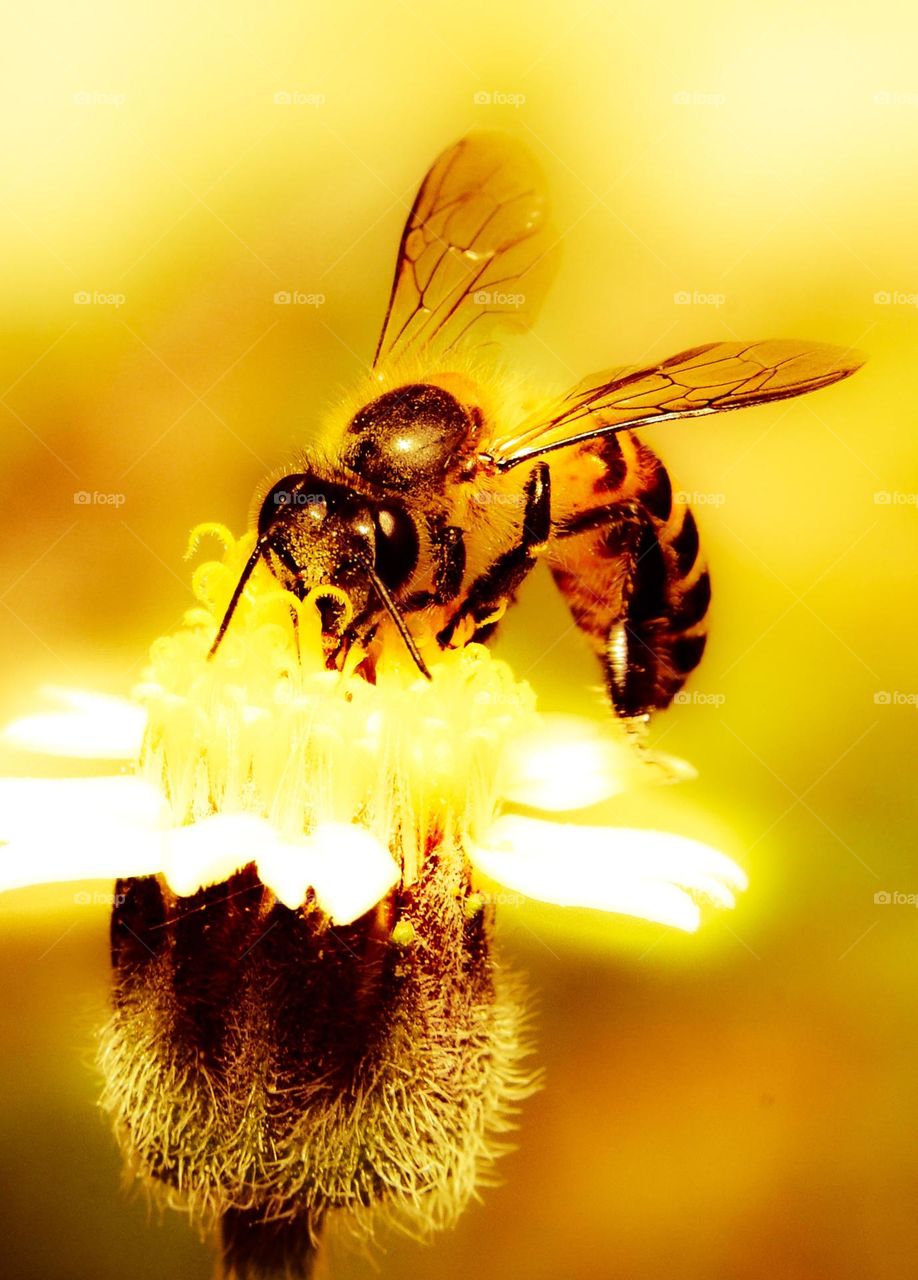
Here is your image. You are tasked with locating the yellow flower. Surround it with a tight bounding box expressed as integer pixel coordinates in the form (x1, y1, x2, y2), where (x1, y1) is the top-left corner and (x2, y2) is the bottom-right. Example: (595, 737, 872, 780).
(0, 523, 746, 1274)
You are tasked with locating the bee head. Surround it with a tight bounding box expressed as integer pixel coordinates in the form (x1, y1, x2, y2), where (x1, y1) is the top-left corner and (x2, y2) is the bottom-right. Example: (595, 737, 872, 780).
(207, 470, 428, 676)
(257, 474, 378, 631)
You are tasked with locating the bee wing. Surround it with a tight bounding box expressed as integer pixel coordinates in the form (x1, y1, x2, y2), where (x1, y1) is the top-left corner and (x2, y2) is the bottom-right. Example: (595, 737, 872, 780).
(373, 132, 555, 367)
(486, 340, 865, 471)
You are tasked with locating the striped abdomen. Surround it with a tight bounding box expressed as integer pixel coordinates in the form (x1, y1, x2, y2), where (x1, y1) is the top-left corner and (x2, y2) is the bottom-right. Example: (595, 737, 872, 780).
(545, 430, 711, 719)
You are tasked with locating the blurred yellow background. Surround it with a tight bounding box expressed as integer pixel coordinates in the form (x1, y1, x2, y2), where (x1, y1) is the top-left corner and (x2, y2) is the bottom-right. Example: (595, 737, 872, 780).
(1, 1, 917, 1277)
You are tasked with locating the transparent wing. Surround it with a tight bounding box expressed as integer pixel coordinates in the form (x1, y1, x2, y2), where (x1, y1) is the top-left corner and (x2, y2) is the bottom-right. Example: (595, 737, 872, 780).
(487, 340, 865, 471)
(373, 132, 555, 367)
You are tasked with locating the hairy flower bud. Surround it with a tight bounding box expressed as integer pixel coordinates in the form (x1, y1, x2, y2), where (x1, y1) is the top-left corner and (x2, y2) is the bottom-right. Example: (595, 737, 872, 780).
(100, 847, 533, 1273)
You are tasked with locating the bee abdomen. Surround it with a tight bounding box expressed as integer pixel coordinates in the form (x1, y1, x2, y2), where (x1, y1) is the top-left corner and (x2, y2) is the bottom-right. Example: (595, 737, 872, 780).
(547, 434, 711, 719)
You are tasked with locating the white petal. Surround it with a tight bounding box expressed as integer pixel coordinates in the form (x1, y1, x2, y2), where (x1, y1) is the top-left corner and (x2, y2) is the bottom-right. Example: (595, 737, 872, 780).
(0, 772, 399, 926)
(302, 823, 400, 925)
(469, 814, 747, 932)
(256, 823, 400, 922)
(0, 776, 169, 891)
(2, 687, 146, 760)
(162, 814, 266, 897)
(255, 837, 317, 911)
(0, 776, 165, 837)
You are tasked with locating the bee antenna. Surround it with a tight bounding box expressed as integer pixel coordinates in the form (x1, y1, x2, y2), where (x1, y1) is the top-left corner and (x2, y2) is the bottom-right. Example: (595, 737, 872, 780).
(208, 536, 433, 682)
(365, 564, 432, 681)
(207, 534, 271, 659)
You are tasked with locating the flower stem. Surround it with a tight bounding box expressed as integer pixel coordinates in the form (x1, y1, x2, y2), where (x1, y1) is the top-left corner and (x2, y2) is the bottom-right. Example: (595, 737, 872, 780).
(220, 1208, 323, 1280)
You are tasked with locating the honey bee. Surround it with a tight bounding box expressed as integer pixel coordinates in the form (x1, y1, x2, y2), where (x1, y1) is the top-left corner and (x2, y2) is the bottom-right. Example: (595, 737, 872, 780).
(210, 131, 863, 719)
(90, 135, 868, 1280)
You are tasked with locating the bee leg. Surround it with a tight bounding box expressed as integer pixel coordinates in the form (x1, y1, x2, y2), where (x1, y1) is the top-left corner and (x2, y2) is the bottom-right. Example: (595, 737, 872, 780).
(434, 523, 467, 602)
(402, 522, 467, 611)
(291, 601, 301, 662)
(437, 463, 550, 647)
(329, 617, 379, 678)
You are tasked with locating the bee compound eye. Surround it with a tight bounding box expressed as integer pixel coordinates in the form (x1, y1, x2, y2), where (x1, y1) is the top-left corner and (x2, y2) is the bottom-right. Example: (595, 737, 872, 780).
(373, 505, 419, 590)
